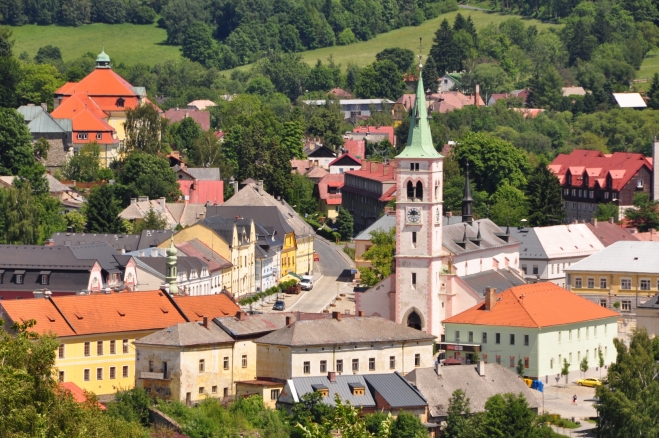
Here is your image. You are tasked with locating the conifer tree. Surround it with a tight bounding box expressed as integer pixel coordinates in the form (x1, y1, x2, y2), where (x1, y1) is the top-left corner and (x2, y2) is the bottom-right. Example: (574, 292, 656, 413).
(85, 184, 123, 233)
(648, 73, 659, 109)
(525, 159, 565, 226)
(430, 19, 460, 75)
(422, 55, 439, 93)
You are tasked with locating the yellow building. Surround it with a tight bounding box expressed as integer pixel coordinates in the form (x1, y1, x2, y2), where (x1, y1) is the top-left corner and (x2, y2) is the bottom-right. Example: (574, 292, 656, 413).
(0, 291, 240, 396)
(565, 241, 659, 313)
(162, 218, 256, 297)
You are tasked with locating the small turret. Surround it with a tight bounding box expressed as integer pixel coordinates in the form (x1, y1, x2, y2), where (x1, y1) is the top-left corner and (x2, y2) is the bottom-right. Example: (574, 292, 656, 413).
(462, 161, 473, 225)
(96, 46, 111, 69)
(165, 236, 179, 295)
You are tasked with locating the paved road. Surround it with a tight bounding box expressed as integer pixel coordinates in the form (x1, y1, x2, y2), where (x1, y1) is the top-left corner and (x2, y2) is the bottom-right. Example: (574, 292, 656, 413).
(289, 237, 353, 313)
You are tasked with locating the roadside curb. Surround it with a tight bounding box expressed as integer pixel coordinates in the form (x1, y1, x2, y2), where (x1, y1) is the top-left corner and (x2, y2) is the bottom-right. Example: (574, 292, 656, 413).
(314, 235, 355, 268)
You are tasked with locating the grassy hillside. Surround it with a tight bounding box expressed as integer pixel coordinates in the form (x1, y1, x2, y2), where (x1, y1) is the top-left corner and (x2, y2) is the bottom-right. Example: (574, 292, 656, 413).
(224, 9, 560, 73)
(11, 22, 179, 65)
(637, 50, 659, 91)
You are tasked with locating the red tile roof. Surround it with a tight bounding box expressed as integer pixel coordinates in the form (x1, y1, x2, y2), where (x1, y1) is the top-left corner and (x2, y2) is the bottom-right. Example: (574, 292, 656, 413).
(175, 239, 232, 272)
(51, 94, 117, 143)
(586, 221, 639, 247)
(443, 283, 619, 328)
(59, 382, 106, 409)
(352, 126, 395, 145)
(395, 94, 416, 111)
(328, 153, 361, 168)
(178, 180, 224, 204)
(549, 150, 651, 191)
(1, 297, 76, 337)
(427, 91, 485, 113)
(346, 161, 397, 182)
(379, 185, 396, 202)
(56, 68, 137, 97)
(343, 139, 365, 159)
(317, 173, 344, 205)
(163, 108, 211, 131)
(173, 293, 240, 321)
(327, 87, 354, 99)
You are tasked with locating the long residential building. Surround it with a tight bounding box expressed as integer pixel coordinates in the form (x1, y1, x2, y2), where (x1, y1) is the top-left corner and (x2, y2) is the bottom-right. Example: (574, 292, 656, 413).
(342, 161, 397, 233)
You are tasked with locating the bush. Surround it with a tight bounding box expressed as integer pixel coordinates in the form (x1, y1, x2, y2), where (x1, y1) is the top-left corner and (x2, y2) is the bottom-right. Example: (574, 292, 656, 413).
(337, 29, 357, 46)
(424, 0, 458, 18)
(238, 280, 298, 305)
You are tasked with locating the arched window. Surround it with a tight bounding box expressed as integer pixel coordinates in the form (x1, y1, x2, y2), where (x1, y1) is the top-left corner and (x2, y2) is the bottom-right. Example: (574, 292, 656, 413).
(407, 311, 422, 330)
(435, 184, 439, 201)
(416, 181, 423, 201)
(407, 181, 415, 199)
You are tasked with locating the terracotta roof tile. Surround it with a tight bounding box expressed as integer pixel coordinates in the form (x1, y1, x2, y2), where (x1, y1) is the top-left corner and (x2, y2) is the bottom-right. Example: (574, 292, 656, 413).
(442, 283, 618, 328)
(343, 140, 365, 158)
(59, 382, 106, 409)
(178, 180, 224, 204)
(57, 68, 138, 97)
(1, 298, 76, 337)
(352, 126, 395, 145)
(173, 293, 240, 322)
(317, 173, 344, 205)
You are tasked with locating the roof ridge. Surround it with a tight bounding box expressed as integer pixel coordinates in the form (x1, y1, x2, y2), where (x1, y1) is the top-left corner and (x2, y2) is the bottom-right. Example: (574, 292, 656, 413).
(509, 288, 541, 328)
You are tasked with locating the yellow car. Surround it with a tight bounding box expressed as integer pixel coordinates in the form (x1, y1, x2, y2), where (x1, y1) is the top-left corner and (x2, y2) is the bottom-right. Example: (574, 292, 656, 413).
(576, 378, 602, 387)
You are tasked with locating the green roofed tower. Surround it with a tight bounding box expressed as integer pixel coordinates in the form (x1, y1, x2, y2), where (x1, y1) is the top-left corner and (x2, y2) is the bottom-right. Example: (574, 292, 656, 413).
(396, 59, 441, 159)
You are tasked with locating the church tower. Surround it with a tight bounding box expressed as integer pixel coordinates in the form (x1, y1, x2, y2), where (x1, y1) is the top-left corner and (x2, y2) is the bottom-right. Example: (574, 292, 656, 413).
(394, 58, 446, 336)
(462, 161, 473, 224)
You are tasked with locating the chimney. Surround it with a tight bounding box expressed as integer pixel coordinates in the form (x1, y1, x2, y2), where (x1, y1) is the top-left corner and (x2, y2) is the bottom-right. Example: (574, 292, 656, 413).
(257, 180, 264, 191)
(40, 102, 47, 112)
(435, 361, 442, 376)
(286, 316, 292, 326)
(653, 138, 659, 201)
(591, 218, 598, 227)
(358, 310, 364, 317)
(130, 198, 137, 205)
(150, 248, 158, 257)
(475, 84, 480, 108)
(233, 180, 239, 194)
(328, 371, 336, 382)
(44, 239, 54, 247)
(477, 360, 485, 376)
(446, 211, 452, 218)
(361, 160, 369, 170)
(383, 164, 390, 176)
(609, 217, 614, 224)
(159, 197, 166, 209)
(332, 311, 341, 321)
(202, 316, 209, 330)
(237, 311, 246, 321)
(370, 162, 379, 173)
(484, 287, 497, 311)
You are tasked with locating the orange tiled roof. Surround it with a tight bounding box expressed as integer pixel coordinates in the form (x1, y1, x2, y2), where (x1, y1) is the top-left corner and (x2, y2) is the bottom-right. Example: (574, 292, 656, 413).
(59, 382, 106, 409)
(51, 94, 116, 139)
(56, 68, 137, 97)
(1, 298, 76, 337)
(442, 283, 618, 328)
(173, 293, 240, 322)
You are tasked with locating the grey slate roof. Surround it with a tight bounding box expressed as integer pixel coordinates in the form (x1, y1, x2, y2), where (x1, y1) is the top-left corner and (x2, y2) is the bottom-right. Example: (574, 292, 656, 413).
(201, 215, 252, 246)
(461, 269, 527, 298)
(137, 256, 208, 279)
(137, 230, 173, 250)
(638, 294, 659, 309)
(363, 373, 427, 408)
(206, 205, 295, 237)
(354, 214, 396, 241)
(255, 316, 435, 347)
(507, 227, 546, 259)
(69, 242, 123, 274)
(28, 111, 70, 134)
(215, 312, 347, 339)
(280, 375, 375, 407)
(184, 168, 221, 180)
(565, 241, 659, 274)
(135, 321, 233, 347)
(405, 364, 539, 419)
(50, 231, 172, 253)
(17, 104, 45, 122)
(443, 219, 519, 255)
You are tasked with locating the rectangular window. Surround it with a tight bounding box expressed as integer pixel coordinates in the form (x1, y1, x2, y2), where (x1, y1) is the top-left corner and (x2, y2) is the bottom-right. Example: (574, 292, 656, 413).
(578, 328, 581, 340)
(389, 356, 395, 370)
(199, 359, 205, 372)
(199, 387, 204, 395)
(532, 265, 539, 275)
(411, 273, 416, 287)
(352, 359, 359, 372)
(212, 386, 217, 394)
(122, 366, 129, 378)
(622, 300, 632, 312)
(510, 356, 515, 368)
(578, 351, 581, 362)
(336, 359, 343, 373)
(569, 353, 572, 363)
(589, 190, 594, 198)
(84, 342, 90, 357)
(271, 389, 280, 400)
(521, 264, 527, 274)
(77, 133, 88, 140)
(96, 368, 103, 380)
(110, 367, 116, 379)
(58, 371, 65, 382)
(569, 330, 572, 341)
(415, 353, 421, 367)
(495, 333, 500, 344)
(524, 357, 529, 368)
(96, 133, 102, 140)
(600, 299, 607, 308)
(122, 339, 129, 354)
(605, 192, 609, 200)
(241, 355, 247, 368)
(575, 277, 582, 288)
(587, 277, 594, 288)
(641, 279, 651, 290)
(223, 357, 229, 370)
(110, 340, 116, 355)
(223, 388, 229, 398)
(412, 232, 416, 247)
(496, 355, 501, 364)
(594, 326, 597, 336)
(621, 279, 632, 290)
(578, 189, 582, 197)
(455, 330, 460, 342)
(58, 343, 65, 359)
(586, 327, 589, 339)
(84, 369, 90, 381)
(41, 274, 48, 285)
(97, 341, 103, 356)
(524, 334, 529, 346)
(320, 360, 327, 373)
(303, 361, 310, 374)
(468, 331, 473, 343)
(510, 334, 515, 345)
(600, 278, 608, 289)
(482, 332, 487, 343)
(369, 358, 375, 371)
(559, 331, 562, 343)
(15, 274, 22, 284)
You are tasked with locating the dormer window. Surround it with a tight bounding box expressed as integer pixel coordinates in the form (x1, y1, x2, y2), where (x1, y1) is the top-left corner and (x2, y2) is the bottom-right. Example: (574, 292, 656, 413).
(566, 172, 572, 185)
(583, 173, 588, 186)
(312, 384, 329, 397)
(348, 382, 365, 395)
(77, 133, 88, 140)
(15, 270, 25, 284)
(96, 133, 102, 140)
(40, 271, 51, 285)
(116, 97, 125, 108)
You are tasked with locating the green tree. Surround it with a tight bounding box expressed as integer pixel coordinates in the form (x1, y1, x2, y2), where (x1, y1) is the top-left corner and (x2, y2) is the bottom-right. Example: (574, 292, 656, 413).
(115, 152, 181, 202)
(336, 207, 354, 241)
(647, 73, 659, 109)
(34, 44, 63, 66)
(123, 104, 168, 155)
(580, 357, 589, 378)
(422, 55, 439, 92)
(285, 173, 317, 216)
(61, 142, 101, 182)
(561, 358, 570, 385)
(358, 228, 395, 286)
(354, 60, 406, 100)
(169, 116, 202, 156)
(337, 28, 357, 46)
(597, 329, 659, 437)
(430, 19, 461, 75)
(105, 387, 153, 426)
(17, 62, 64, 110)
(525, 159, 565, 226)
(85, 184, 123, 233)
(489, 182, 528, 226)
(307, 101, 345, 150)
(596, 203, 619, 222)
(133, 207, 169, 234)
(526, 67, 563, 109)
(625, 192, 659, 232)
(181, 22, 218, 68)
(91, 0, 126, 23)
(188, 129, 224, 169)
(0, 28, 20, 108)
(281, 121, 306, 159)
(256, 52, 311, 101)
(306, 60, 335, 92)
(0, 184, 41, 244)
(0, 108, 36, 176)
(481, 393, 546, 438)
(64, 210, 86, 232)
(292, 391, 333, 432)
(390, 411, 426, 438)
(516, 358, 525, 376)
(375, 47, 415, 73)
(443, 389, 475, 438)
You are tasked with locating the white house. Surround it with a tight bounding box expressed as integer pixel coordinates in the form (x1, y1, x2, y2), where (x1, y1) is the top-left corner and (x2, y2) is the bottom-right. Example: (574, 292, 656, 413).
(328, 153, 362, 174)
(254, 222, 282, 292)
(441, 283, 619, 386)
(507, 224, 604, 288)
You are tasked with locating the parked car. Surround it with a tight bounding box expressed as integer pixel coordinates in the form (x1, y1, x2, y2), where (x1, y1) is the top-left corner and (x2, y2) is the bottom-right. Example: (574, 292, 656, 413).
(300, 276, 313, 291)
(272, 300, 286, 311)
(576, 378, 602, 387)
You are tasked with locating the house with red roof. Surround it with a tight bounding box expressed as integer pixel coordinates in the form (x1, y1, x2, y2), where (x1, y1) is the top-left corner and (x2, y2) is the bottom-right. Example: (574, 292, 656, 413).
(548, 149, 653, 222)
(441, 283, 619, 385)
(342, 160, 397, 232)
(328, 153, 361, 175)
(342, 139, 365, 159)
(350, 126, 396, 146)
(315, 173, 344, 220)
(52, 49, 155, 166)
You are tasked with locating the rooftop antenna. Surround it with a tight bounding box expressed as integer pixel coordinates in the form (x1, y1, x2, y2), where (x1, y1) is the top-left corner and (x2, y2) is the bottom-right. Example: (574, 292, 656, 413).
(418, 38, 423, 69)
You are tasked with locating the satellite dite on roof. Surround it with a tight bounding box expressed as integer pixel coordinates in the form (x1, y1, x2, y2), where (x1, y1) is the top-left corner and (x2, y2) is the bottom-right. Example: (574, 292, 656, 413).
(613, 93, 647, 108)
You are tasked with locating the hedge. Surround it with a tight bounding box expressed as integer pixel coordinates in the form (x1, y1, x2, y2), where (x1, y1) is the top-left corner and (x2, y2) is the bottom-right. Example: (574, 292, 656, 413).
(238, 279, 299, 306)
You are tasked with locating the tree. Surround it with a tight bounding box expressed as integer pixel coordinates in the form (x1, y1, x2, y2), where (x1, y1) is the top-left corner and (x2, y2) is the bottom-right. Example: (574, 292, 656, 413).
(354, 60, 406, 100)
(17, 62, 64, 111)
(516, 358, 525, 376)
(292, 391, 333, 432)
(375, 47, 415, 73)
(123, 104, 168, 155)
(58, 0, 91, 26)
(61, 142, 101, 182)
(0, 29, 20, 108)
(489, 182, 528, 226)
(188, 129, 223, 169)
(561, 358, 570, 385)
(625, 192, 659, 232)
(64, 210, 86, 232)
(430, 19, 461, 75)
(180, 22, 218, 68)
(597, 329, 659, 437)
(443, 389, 475, 438)
(336, 207, 353, 241)
(169, 117, 202, 156)
(307, 101, 345, 150)
(525, 159, 565, 226)
(285, 173, 317, 216)
(481, 393, 547, 438)
(358, 228, 395, 286)
(648, 73, 659, 110)
(281, 121, 306, 159)
(390, 411, 426, 438)
(306, 60, 335, 92)
(596, 203, 619, 222)
(580, 357, 589, 378)
(115, 153, 181, 202)
(85, 184, 123, 233)
(0, 108, 36, 176)
(91, 0, 126, 23)
(0, 184, 41, 244)
(422, 55, 439, 92)
(526, 67, 563, 109)
(34, 45, 63, 66)
(256, 52, 311, 101)
(133, 207, 169, 234)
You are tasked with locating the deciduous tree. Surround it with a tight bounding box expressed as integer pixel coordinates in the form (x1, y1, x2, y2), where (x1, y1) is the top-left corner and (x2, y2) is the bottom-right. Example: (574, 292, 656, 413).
(625, 192, 659, 232)
(358, 228, 395, 286)
(525, 159, 565, 226)
(123, 104, 168, 155)
(0, 108, 36, 176)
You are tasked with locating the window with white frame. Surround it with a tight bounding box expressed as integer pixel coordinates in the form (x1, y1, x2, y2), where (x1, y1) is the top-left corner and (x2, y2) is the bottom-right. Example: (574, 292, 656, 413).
(575, 277, 582, 288)
(621, 278, 632, 290)
(600, 278, 607, 289)
(587, 277, 594, 288)
(77, 133, 88, 140)
(621, 300, 632, 311)
(641, 279, 651, 290)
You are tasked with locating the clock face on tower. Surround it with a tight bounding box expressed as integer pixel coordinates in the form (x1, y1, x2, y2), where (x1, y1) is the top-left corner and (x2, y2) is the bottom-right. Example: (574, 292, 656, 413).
(407, 207, 421, 223)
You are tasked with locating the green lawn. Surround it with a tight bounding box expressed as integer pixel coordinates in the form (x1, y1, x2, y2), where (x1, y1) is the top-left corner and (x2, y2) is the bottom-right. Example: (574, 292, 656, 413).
(224, 9, 559, 73)
(11, 22, 180, 66)
(636, 49, 659, 91)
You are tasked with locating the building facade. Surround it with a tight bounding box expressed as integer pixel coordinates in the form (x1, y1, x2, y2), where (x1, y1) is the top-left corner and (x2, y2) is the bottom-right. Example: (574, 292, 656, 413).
(342, 161, 396, 233)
